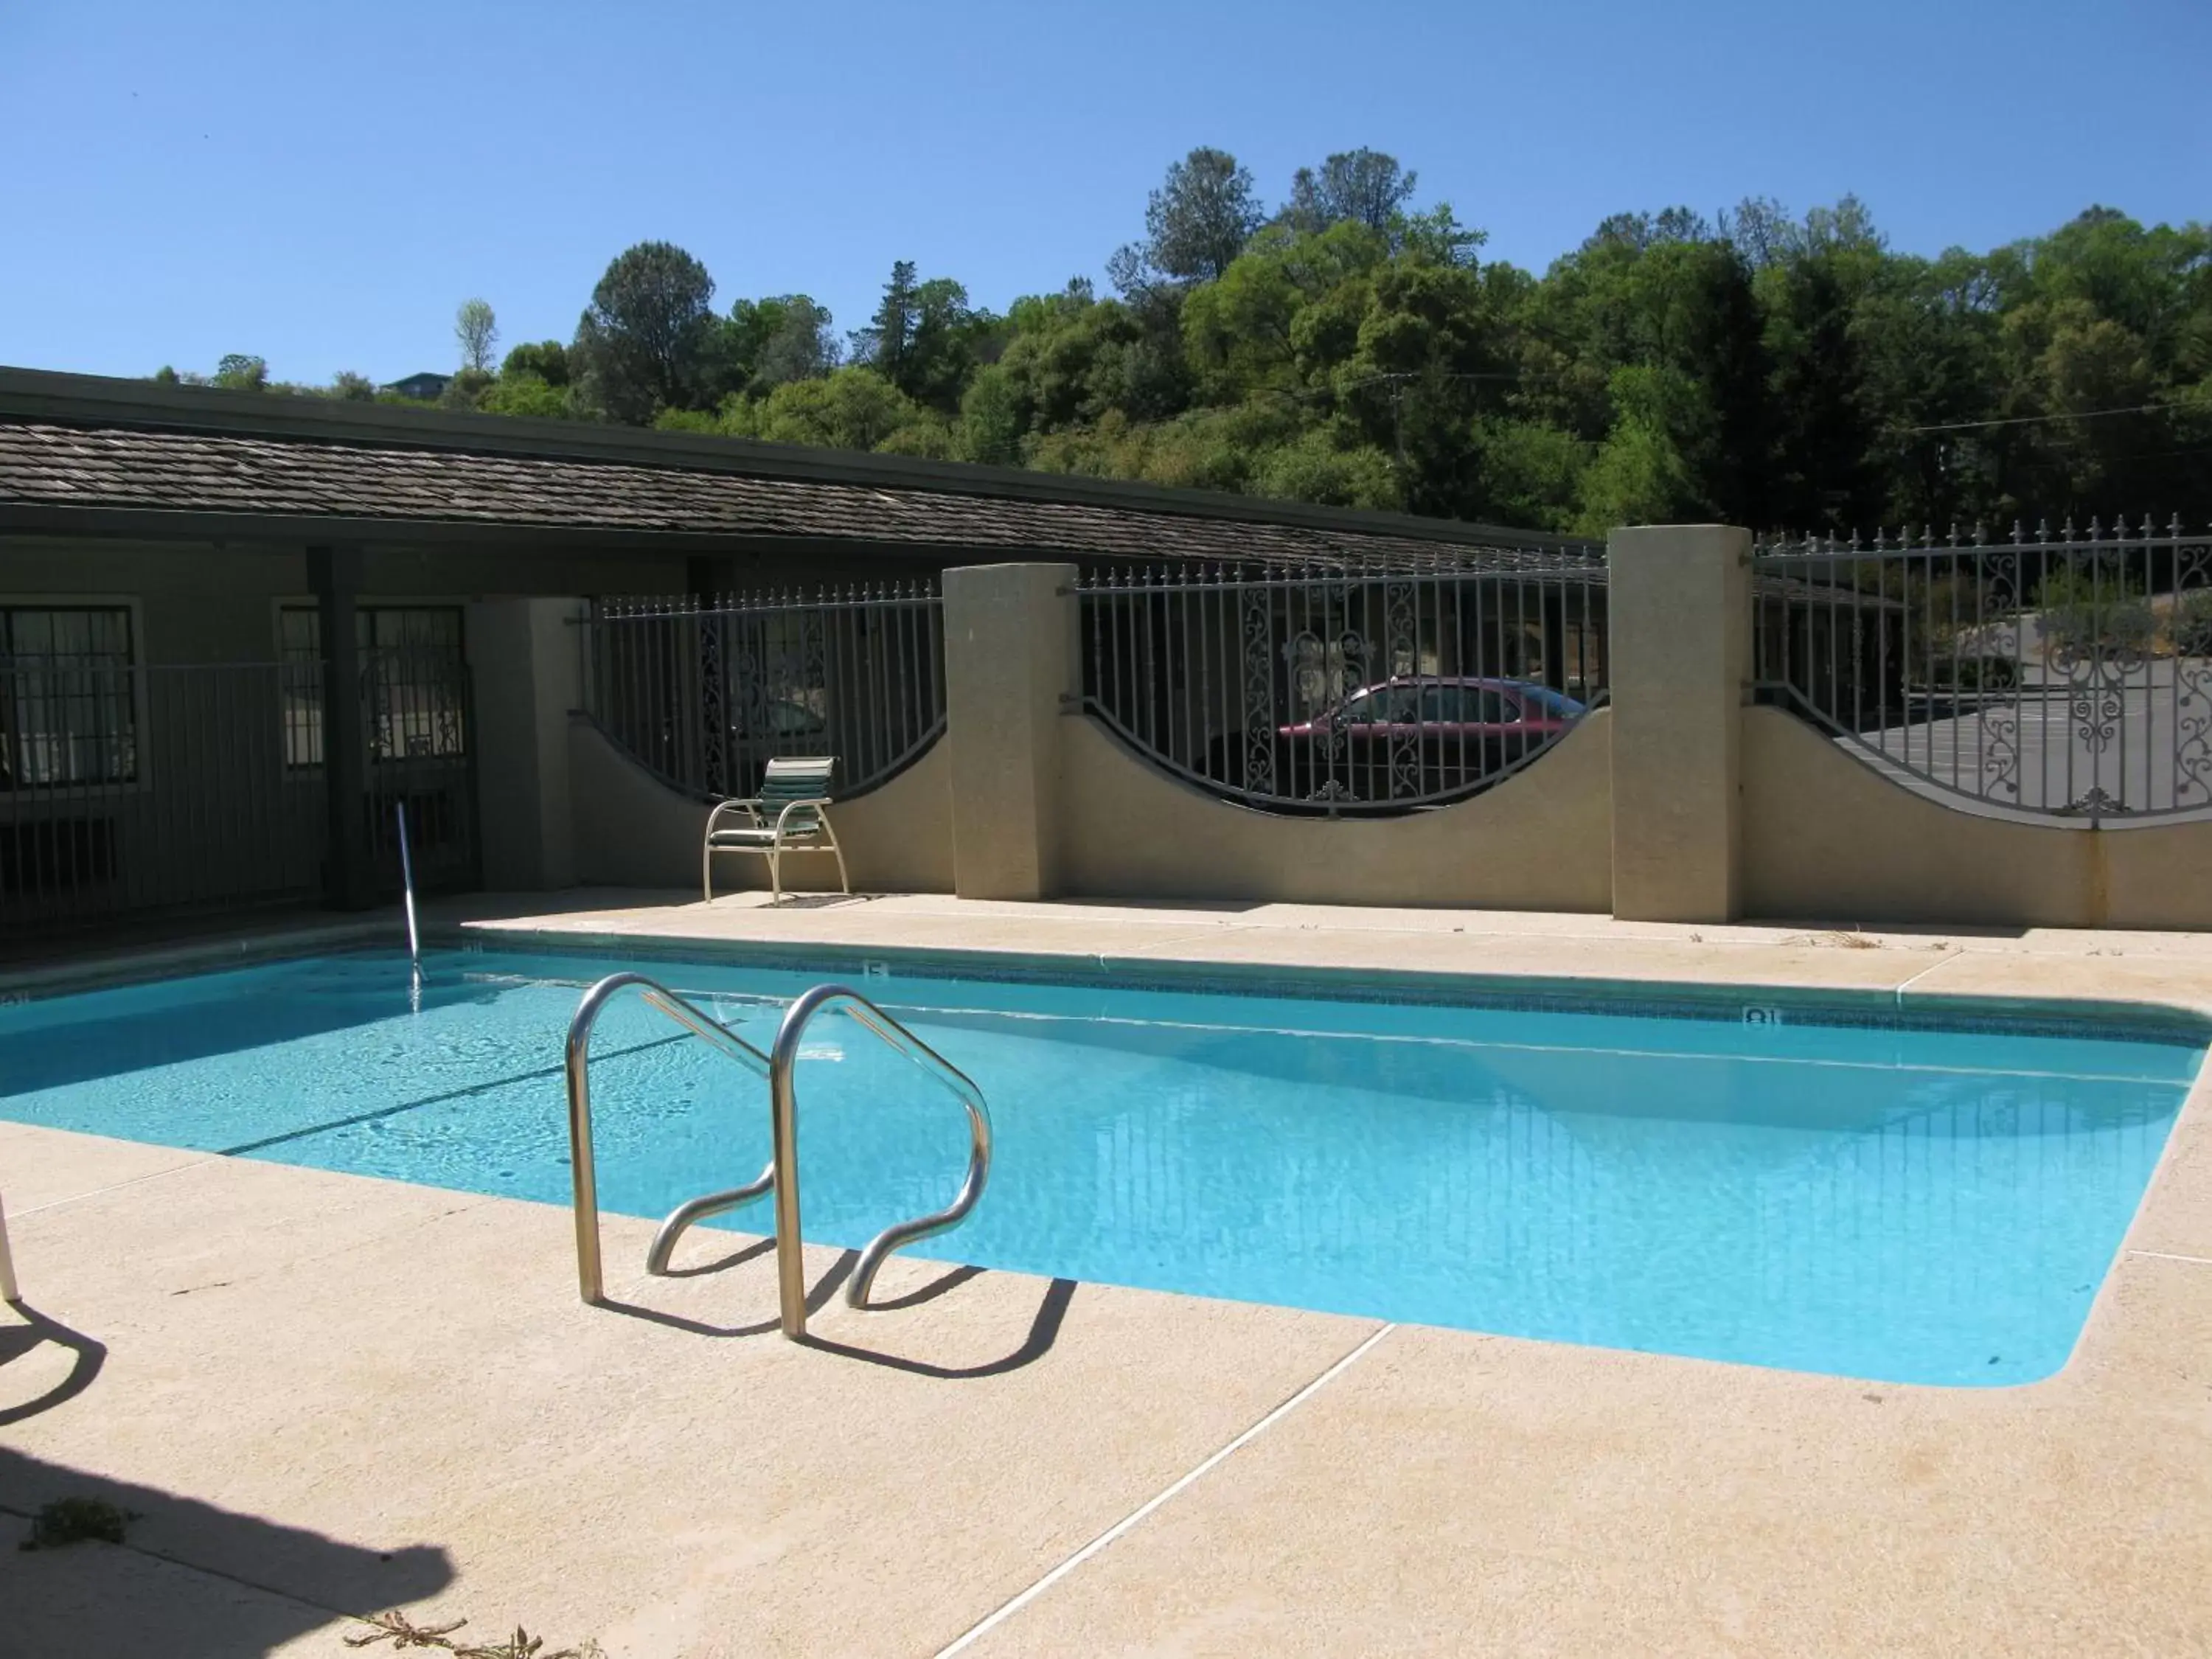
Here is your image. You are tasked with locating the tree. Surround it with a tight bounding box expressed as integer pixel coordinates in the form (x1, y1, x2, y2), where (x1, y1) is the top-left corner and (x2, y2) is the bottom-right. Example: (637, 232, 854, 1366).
(1133, 147, 1265, 285)
(723, 366, 939, 452)
(329, 370, 378, 401)
(849, 265, 995, 411)
(455, 299, 498, 372)
(1287, 150, 1418, 234)
(175, 191, 2211, 529)
(570, 242, 718, 422)
(500, 340, 570, 386)
(213, 354, 268, 392)
(720, 295, 838, 397)
(440, 368, 495, 411)
(478, 372, 571, 419)
(849, 261, 922, 386)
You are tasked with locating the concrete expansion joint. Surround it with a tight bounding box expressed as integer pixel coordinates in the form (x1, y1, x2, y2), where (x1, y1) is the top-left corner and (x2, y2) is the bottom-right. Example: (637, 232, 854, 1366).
(931, 1322, 1396, 1657)
(11, 1155, 212, 1221)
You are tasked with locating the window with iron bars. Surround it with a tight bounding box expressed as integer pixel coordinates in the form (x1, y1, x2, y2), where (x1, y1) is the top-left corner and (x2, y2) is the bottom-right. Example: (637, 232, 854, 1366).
(278, 605, 468, 768)
(0, 605, 139, 790)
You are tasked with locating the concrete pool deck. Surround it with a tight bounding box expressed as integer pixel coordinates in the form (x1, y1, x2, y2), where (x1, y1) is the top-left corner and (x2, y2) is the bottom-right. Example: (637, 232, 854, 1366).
(2, 890, 2210, 1656)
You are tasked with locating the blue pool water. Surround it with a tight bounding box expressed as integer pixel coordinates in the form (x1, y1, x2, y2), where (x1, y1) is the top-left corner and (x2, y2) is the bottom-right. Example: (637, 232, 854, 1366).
(0, 947, 2199, 1385)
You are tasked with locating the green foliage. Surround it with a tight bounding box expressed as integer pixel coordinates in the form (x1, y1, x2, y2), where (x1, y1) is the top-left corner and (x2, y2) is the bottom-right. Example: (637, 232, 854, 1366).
(178, 170, 2208, 530)
(849, 264, 996, 413)
(501, 340, 569, 387)
(570, 241, 719, 422)
(455, 299, 498, 373)
(213, 353, 268, 392)
(719, 294, 837, 398)
(1286, 150, 1419, 234)
(1125, 147, 1265, 285)
(2037, 563, 2155, 654)
(439, 367, 495, 411)
(1250, 428, 1400, 509)
(2173, 590, 2212, 655)
(718, 366, 940, 453)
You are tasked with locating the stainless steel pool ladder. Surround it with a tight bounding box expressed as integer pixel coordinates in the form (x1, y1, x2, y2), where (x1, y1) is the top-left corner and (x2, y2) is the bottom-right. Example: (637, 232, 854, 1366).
(563, 973, 992, 1340)
(0, 1187, 19, 1305)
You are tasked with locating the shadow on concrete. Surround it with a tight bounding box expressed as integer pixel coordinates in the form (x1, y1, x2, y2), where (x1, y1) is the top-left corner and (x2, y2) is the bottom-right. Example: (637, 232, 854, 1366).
(1753, 914, 2033, 941)
(595, 1245, 858, 1338)
(1034, 896, 1270, 917)
(862, 1262, 987, 1311)
(0, 1301, 108, 1429)
(599, 1248, 1077, 1380)
(799, 1273, 1077, 1381)
(0, 1445, 453, 1659)
(652, 1234, 776, 1279)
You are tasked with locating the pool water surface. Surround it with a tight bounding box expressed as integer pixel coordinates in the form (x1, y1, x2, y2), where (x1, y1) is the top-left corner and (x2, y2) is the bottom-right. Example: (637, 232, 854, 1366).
(0, 947, 2198, 1386)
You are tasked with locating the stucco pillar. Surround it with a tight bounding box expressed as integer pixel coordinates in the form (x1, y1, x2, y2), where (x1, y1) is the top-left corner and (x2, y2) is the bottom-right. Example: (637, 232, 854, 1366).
(942, 563, 1078, 900)
(467, 597, 585, 891)
(1607, 524, 1750, 922)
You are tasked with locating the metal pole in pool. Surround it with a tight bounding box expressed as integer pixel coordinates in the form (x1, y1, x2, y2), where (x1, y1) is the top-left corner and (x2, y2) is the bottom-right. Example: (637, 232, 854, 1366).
(395, 800, 421, 976)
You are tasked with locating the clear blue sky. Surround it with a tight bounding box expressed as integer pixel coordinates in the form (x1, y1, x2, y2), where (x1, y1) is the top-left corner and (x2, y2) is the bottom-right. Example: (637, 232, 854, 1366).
(2, 0, 2204, 386)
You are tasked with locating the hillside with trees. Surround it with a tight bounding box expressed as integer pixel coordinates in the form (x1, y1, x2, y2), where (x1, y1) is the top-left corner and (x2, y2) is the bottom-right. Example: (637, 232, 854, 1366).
(155, 147, 2212, 535)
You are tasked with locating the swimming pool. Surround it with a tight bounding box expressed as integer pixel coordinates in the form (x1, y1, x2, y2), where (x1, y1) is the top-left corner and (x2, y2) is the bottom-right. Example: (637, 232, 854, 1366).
(1, 945, 2199, 1385)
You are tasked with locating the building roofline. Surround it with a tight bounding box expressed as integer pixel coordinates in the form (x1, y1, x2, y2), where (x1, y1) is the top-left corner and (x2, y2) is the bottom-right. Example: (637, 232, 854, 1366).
(0, 365, 1592, 554)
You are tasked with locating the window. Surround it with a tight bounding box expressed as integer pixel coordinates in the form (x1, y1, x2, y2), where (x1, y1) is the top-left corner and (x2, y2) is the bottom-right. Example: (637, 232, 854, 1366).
(1338, 686, 1416, 726)
(279, 605, 467, 768)
(1515, 686, 1588, 720)
(0, 606, 138, 789)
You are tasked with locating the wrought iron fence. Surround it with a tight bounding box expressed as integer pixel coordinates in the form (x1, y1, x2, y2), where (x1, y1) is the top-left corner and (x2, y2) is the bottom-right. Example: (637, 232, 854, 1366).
(1752, 517, 2212, 822)
(0, 647, 476, 934)
(582, 582, 945, 801)
(1075, 552, 1609, 815)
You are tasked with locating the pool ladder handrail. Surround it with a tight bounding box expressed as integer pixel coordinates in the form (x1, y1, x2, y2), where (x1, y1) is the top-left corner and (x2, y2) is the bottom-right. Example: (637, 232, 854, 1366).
(563, 973, 992, 1341)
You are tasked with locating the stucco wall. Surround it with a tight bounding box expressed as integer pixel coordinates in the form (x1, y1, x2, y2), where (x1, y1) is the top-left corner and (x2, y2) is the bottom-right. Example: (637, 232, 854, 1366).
(1742, 705, 2212, 929)
(568, 715, 956, 895)
(1056, 711, 1614, 911)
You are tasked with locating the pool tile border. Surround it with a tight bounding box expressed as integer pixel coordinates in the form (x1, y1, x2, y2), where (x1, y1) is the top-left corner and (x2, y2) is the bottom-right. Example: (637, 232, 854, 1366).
(451, 924, 2212, 1049)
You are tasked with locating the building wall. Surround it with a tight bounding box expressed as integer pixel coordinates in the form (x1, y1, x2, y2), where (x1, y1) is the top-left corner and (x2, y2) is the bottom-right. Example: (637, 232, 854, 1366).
(0, 535, 692, 661)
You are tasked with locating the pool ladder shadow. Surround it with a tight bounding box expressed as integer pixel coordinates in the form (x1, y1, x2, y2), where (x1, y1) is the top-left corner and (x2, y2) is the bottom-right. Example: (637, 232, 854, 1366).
(563, 973, 991, 1343)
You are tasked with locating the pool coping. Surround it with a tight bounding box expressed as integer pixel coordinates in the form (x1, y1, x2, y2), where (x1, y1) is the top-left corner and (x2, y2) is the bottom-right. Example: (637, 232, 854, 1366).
(437, 921, 2212, 1048)
(15, 910, 2212, 1049)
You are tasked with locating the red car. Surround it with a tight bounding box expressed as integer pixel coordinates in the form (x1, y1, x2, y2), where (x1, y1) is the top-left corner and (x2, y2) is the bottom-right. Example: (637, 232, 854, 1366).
(1269, 676, 1586, 804)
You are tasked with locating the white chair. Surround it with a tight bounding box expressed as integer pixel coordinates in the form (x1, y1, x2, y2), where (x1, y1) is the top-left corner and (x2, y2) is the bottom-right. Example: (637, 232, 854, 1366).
(702, 756, 850, 905)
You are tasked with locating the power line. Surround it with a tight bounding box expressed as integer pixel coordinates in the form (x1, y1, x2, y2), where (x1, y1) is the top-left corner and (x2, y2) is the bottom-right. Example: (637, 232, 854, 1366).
(1903, 403, 2191, 436)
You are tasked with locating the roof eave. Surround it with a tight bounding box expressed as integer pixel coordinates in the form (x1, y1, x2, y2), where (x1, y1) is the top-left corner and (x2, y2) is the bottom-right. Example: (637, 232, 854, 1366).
(0, 365, 1593, 554)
